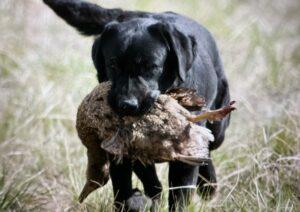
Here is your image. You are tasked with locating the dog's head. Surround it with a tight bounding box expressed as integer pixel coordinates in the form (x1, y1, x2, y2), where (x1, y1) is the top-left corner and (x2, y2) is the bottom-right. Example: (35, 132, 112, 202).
(44, 0, 197, 116)
(93, 20, 197, 115)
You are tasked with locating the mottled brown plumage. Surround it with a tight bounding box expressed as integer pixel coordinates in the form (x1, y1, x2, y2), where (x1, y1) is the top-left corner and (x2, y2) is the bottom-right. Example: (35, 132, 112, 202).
(76, 82, 235, 202)
(166, 87, 206, 111)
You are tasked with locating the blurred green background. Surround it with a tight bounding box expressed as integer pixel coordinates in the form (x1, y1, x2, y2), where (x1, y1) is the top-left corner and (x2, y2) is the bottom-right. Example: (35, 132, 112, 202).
(0, 0, 299, 211)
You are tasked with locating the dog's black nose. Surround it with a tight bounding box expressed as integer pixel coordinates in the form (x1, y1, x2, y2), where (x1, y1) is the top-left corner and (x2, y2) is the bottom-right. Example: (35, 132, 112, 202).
(119, 98, 139, 114)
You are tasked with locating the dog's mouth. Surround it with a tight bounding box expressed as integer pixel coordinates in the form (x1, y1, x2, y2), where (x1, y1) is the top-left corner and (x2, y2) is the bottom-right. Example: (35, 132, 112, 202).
(107, 91, 160, 117)
(112, 101, 154, 117)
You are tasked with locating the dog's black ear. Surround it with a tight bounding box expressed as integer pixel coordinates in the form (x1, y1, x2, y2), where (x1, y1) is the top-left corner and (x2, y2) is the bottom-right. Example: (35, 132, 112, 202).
(92, 37, 107, 82)
(43, 0, 126, 35)
(148, 23, 197, 82)
(91, 23, 120, 82)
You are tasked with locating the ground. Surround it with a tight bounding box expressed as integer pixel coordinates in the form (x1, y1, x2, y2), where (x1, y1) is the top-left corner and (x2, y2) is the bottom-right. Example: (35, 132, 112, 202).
(0, 0, 299, 211)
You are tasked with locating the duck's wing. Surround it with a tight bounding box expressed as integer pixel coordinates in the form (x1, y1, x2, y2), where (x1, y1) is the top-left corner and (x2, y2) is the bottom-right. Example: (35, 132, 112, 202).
(166, 87, 206, 111)
(101, 129, 125, 155)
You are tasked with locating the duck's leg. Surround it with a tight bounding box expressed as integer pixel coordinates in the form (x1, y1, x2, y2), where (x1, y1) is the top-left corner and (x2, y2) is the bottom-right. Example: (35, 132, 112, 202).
(187, 101, 235, 123)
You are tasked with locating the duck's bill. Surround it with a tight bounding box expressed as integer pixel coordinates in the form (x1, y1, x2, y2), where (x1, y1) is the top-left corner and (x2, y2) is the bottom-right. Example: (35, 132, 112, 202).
(79, 180, 103, 203)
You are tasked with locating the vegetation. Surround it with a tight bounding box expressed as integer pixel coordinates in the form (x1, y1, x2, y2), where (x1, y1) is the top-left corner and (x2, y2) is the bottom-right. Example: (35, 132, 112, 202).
(0, 0, 299, 211)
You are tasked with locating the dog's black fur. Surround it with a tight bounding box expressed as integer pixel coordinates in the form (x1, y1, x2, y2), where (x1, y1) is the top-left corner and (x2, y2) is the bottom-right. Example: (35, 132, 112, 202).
(43, 0, 231, 211)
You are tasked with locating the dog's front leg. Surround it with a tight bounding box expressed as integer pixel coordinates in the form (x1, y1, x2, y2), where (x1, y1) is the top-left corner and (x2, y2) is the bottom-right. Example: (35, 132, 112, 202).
(109, 156, 133, 211)
(109, 156, 152, 212)
(133, 161, 162, 211)
(168, 161, 198, 212)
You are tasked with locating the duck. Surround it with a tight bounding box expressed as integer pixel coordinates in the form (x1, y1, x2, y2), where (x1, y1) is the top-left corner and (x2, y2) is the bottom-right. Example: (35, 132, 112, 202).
(76, 82, 235, 202)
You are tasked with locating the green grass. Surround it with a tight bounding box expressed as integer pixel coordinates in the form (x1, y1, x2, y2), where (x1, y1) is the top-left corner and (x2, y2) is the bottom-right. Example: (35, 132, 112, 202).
(0, 0, 299, 211)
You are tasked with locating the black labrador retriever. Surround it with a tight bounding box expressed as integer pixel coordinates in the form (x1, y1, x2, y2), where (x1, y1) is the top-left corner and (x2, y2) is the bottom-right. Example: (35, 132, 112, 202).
(43, 0, 231, 211)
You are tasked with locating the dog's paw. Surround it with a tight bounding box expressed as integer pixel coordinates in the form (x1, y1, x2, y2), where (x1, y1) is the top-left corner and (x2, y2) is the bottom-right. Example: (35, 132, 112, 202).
(125, 189, 152, 212)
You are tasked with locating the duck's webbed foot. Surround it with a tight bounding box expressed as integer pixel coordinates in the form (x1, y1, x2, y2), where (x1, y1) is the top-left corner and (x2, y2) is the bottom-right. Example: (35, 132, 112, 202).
(187, 101, 236, 123)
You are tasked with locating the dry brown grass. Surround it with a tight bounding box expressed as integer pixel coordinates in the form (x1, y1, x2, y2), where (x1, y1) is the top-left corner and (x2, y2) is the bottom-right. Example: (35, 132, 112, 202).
(0, 0, 299, 211)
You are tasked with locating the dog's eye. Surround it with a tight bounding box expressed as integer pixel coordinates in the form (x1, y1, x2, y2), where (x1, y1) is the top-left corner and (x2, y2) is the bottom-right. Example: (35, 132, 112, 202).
(147, 64, 159, 69)
(142, 68, 161, 79)
(109, 64, 117, 69)
(109, 58, 119, 71)
(109, 63, 120, 73)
